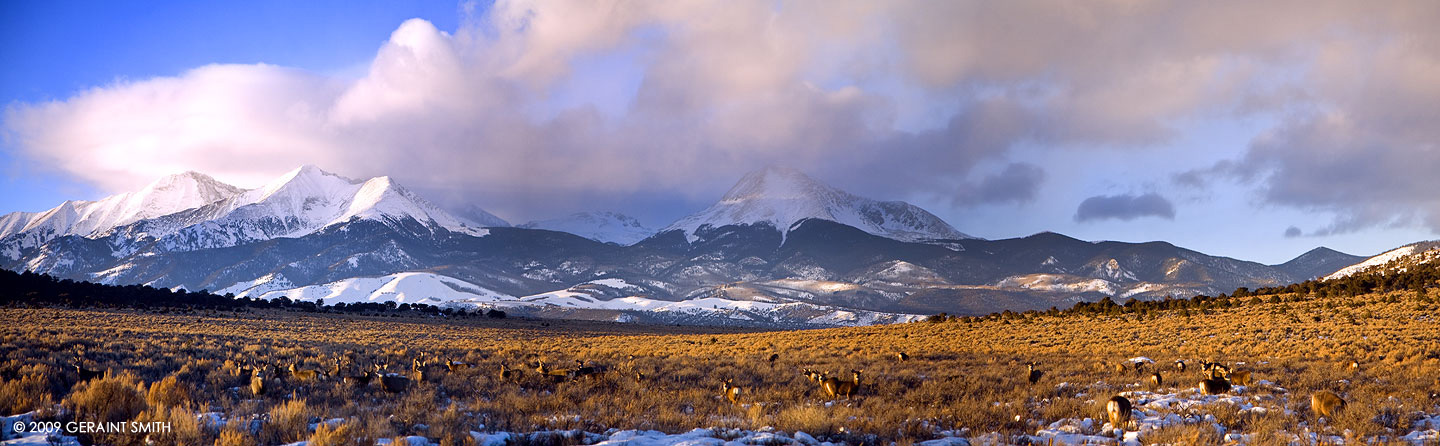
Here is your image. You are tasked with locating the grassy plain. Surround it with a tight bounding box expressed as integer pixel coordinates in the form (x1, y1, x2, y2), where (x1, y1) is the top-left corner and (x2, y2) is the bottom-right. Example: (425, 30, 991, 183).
(3, 288, 1439, 445)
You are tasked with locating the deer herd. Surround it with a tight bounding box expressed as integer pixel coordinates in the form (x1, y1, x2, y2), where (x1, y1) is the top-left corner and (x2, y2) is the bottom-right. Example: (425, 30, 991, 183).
(196, 349, 1354, 431)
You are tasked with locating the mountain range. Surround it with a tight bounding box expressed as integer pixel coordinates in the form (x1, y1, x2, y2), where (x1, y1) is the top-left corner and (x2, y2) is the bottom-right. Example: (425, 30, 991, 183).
(0, 165, 1412, 327)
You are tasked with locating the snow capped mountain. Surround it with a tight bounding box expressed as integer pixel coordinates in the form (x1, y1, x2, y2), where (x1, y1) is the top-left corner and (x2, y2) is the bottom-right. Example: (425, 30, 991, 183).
(1324, 241, 1440, 281)
(230, 272, 513, 305)
(0, 171, 243, 250)
(447, 204, 511, 228)
(519, 211, 655, 245)
(134, 165, 489, 251)
(664, 167, 972, 243)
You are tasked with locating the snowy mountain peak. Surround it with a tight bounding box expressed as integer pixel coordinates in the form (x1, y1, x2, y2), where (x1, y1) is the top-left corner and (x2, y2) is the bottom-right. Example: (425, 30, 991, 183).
(519, 211, 655, 245)
(1324, 241, 1440, 281)
(0, 170, 244, 244)
(665, 167, 972, 243)
(721, 166, 829, 202)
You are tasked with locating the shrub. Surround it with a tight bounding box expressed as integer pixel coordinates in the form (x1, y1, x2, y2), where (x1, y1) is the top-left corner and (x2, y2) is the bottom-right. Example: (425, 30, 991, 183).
(0, 372, 54, 414)
(259, 399, 312, 445)
(63, 371, 148, 446)
(309, 421, 367, 446)
(146, 374, 194, 409)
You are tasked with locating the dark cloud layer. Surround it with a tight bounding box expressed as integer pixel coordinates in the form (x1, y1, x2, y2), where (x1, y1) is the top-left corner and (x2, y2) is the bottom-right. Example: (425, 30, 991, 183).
(1074, 193, 1177, 222)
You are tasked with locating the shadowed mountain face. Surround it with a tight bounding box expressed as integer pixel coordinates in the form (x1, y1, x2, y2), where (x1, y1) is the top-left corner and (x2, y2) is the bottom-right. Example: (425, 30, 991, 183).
(0, 166, 1372, 326)
(1273, 247, 1367, 281)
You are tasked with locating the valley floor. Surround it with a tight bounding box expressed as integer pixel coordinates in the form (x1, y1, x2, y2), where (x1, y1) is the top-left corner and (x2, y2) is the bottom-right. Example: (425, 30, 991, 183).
(3, 288, 1440, 445)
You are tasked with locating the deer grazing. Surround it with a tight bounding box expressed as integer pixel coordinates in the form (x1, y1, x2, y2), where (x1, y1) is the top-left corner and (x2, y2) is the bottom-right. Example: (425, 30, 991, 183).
(1150, 372, 1163, 389)
(896, 352, 910, 362)
(721, 379, 743, 404)
(1106, 395, 1132, 429)
(1026, 363, 1044, 385)
(1312, 390, 1346, 418)
(821, 370, 862, 399)
(1174, 359, 1186, 373)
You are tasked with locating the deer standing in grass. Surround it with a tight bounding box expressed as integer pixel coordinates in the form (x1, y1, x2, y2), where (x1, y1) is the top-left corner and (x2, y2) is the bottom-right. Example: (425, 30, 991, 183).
(446, 359, 471, 372)
(1198, 368, 1231, 395)
(289, 363, 324, 383)
(821, 370, 861, 399)
(1312, 390, 1346, 419)
(1026, 363, 1043, 385)
(1149, 372, 1163, 389)
(721, 379, 742, 404)
(534, 361, 573, 382)
(250, 369, 269, 396)
(1106, 396, 1132, 429)
(499, 362, 521, 382)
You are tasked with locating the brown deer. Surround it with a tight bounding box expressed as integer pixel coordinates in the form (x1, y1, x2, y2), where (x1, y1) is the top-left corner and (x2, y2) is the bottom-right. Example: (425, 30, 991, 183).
(1311, 390, 1346, 418)
(1026, 363, 1044, 385)
(250, 369, 269, 396)
(446, 359, 472, 372)
(1174, 360, 1186, 373)
(1106, 395, 1132, 429)
(498, 362, 521, 382)
(821, 370, 861, 399)
(288, 363, 324, 383)
(1198, 369, 1231, 395)
(411, 356, 431, 382)
(896, 352, 910, 362)
(1149, 372, 1163, 389)
(721, 379, 742, 404)
(1226, 370, 1252, 386)
(802, 368, 825, 384)
(534, 361, 572, 382)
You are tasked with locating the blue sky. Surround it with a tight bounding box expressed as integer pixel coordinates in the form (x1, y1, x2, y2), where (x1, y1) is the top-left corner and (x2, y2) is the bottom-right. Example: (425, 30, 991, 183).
(2, 1, 1438, 264)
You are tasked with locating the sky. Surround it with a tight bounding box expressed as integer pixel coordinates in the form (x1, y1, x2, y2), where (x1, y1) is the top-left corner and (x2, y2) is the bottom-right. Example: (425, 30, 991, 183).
(2, 0, 1438, 264)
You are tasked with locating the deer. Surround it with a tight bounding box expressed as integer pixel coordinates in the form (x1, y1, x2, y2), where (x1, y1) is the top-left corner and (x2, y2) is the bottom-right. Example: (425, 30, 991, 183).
(1226, 369, 1252, 386)
(721, 379, 743, 404)
(1174, 360, 1186, 373)
(446, 359, 472, 372)
(380, 372, 410, 393)
(1026, 363, 1044, 385)
(250, 369, 269, 396)
(288, 363, 324, 383)
(74, 363, 104, 383)
(1113, 363, 1128, 375)
(342, 370, 374, 389)
(411, 356, 431, 382)
(498, 362, 521, 382)
(1311, 390, 1346, 419)
(1149, 372, 1163, 389)
(1198, 368, 1231, 395)
(896, 352, 910, 362)
(821, 370, 862, 399)
(534, 361, 573, 382)
(802, 368, 825, 384)
(634, 372, 645, 384)
(1106, 395, 1132, 430)
(767, 353, 780, 367)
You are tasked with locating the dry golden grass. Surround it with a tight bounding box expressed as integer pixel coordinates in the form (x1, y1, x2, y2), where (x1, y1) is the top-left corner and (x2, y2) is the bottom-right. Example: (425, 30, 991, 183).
(2, 288, 1439, 444)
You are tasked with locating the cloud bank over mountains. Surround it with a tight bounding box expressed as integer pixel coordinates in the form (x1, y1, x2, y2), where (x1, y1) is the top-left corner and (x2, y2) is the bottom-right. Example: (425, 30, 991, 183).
(5, 0, 1439, 238)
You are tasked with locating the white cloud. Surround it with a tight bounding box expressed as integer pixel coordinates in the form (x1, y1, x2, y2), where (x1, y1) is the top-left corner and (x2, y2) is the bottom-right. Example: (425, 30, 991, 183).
(4, 0, 1438, 230)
